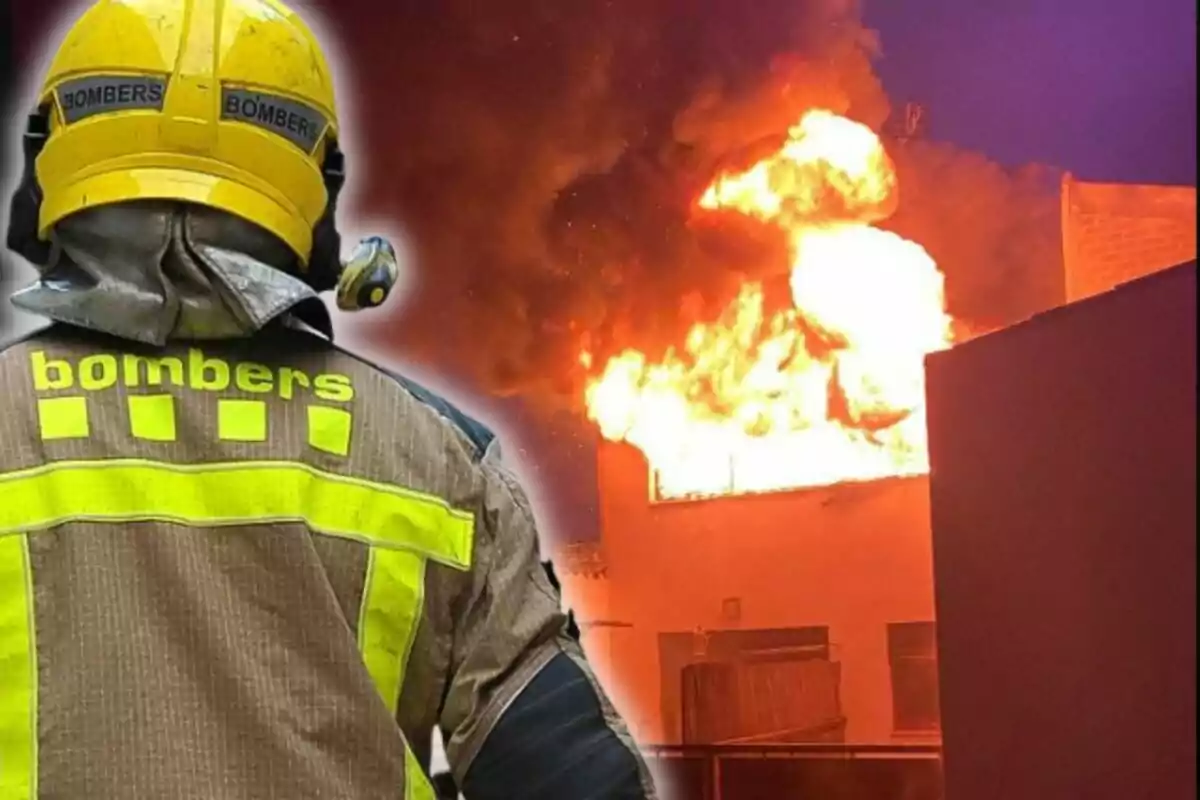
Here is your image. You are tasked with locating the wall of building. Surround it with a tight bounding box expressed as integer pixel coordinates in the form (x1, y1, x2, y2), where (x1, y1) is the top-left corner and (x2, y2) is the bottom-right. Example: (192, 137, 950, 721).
(589, 441, 937, 745)
(1061, 175, 1196, 302)
(554, 558, 625, 692)
(926, 262, 1196, 800)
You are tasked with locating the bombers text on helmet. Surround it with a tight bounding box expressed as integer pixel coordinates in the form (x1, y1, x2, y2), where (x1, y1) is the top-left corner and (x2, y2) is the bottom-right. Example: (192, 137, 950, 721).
(29, 0, 340, 269)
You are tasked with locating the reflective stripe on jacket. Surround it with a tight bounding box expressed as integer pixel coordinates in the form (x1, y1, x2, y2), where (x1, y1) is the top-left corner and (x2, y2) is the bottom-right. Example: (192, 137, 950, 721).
(0, 323, 642, 798)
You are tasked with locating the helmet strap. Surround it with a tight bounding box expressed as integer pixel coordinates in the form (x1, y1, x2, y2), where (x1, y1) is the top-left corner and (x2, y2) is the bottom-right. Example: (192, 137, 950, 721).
(5, 106, 53, 269)
(304, 140, 345, 292)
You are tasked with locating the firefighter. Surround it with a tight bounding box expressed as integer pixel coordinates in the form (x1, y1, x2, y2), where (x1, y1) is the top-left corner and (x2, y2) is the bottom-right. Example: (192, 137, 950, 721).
(0, 1, 655, 798)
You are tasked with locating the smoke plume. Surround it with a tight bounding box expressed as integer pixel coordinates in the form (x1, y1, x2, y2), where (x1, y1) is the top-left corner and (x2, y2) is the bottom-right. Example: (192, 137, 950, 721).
(882, 143, 1063, 332)
(338, 0, 1059, 399)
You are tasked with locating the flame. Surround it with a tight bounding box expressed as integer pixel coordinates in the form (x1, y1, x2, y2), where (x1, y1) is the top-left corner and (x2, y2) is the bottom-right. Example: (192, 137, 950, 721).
(584, 109, 955, 500)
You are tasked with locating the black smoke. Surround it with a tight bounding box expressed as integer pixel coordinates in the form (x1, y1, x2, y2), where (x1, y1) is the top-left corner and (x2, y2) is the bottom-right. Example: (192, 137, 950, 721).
(336, 0, 890, 395)
(329, 0, 1060, 403)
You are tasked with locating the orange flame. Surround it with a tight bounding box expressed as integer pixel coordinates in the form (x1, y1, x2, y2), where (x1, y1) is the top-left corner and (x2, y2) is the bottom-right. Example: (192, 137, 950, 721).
(585, 109, 954, 500)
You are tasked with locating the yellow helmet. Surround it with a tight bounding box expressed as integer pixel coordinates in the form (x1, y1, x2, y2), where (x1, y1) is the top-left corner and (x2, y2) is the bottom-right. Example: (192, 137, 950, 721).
(29, 0, 339, 267)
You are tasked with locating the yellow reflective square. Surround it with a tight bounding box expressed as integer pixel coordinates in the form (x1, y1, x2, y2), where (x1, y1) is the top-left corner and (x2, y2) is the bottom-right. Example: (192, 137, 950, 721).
(37, 396, 89, 440)
(217, 399, 267, 442)
(307, 405, 352, 457)
(128, 394, 177, 441)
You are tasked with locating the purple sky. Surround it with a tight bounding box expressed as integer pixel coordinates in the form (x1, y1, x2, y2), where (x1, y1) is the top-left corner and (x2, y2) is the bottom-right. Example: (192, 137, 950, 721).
(864, 0, 1197, 184)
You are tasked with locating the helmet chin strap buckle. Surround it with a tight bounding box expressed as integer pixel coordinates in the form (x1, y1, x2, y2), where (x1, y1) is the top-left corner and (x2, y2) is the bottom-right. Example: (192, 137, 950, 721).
(334, 235, 400, 311)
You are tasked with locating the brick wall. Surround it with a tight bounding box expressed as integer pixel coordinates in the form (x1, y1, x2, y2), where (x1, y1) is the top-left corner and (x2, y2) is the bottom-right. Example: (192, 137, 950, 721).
(1061, 175, 1197, 302)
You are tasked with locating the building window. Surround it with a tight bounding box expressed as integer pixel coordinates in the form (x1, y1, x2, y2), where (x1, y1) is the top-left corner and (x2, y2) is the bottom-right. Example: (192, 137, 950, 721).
(649, 457, 735, 503)
(646, 443, 927, 502)
(887, 621, 941, 735)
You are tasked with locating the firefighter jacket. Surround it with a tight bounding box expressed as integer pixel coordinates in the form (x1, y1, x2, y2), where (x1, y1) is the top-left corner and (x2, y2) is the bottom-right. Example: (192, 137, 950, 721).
(0, 323, 656, 799)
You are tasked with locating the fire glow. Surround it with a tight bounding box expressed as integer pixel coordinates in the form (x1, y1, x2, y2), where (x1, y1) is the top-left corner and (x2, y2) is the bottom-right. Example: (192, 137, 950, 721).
(583, 110, 955, 500)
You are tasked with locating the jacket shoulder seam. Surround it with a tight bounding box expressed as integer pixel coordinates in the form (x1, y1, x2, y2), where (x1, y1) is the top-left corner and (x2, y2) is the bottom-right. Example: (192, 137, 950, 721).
(330, 345, 495, 460)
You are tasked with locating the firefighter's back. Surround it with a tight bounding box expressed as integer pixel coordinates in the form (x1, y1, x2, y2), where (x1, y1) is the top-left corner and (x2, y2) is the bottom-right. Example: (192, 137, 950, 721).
(0, 324, 483, 799)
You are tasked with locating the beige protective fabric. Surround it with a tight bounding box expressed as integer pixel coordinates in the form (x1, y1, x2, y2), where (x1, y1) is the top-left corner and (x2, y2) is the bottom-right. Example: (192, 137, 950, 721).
(0, 323, 642, 798)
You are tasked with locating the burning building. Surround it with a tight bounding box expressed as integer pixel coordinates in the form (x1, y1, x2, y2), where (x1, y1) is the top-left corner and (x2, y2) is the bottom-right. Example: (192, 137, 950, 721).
(572, 109, 949, 747)
(557, 108, 1197, 750)
(584, 110, 953, 503)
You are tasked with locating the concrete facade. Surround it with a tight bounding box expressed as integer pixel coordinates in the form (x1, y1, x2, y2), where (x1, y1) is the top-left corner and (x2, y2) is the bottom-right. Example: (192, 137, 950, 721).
(561, 442, 937, 745)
